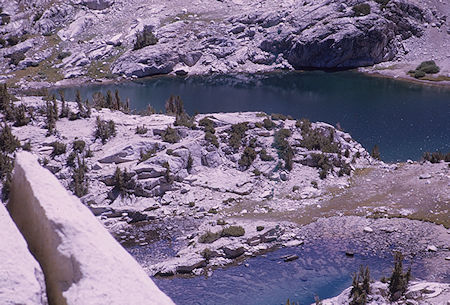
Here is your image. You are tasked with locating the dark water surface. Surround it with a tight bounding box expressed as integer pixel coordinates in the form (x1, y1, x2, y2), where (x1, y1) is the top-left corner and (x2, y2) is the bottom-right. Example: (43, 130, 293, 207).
(61, 71, 450, 162)
(129, 240, 426, 305)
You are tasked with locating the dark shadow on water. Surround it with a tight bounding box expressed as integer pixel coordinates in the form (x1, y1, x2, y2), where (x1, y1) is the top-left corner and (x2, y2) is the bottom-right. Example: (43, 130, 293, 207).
(59, 71, 450, 162)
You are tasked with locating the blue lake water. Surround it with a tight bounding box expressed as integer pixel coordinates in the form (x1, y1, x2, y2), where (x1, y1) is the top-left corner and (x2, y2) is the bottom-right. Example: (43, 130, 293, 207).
(127, 239, 426, 305)
(61, 71, 450, 162)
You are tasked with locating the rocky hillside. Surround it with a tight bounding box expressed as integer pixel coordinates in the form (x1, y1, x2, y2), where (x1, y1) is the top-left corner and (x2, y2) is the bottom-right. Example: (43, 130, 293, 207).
(0, 0, 448, 87)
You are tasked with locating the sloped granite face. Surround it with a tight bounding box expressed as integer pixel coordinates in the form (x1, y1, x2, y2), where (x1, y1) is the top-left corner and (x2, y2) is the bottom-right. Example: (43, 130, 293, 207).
(0, 203, 47, 305)
(7, 152, 174, 305)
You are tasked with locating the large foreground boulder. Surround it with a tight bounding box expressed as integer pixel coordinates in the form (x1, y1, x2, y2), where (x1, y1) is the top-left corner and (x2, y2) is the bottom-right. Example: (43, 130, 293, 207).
(0, 204, 47, 305)
(7, 152, 174, 305)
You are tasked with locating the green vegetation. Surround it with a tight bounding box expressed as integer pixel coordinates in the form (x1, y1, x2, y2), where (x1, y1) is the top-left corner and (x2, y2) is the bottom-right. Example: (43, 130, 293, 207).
(70, 156, 88, 198)
(371, 145, 381, 160)
(205, 131, 219, 148)
(353, 3, 371, 16)
(259, 148, 274, 161)
(387, 252, 411, 301)
(301, 127, 339, 153)
(198, 231, 222, 244)
(422, 151, 450, 163)
(238, 146, 257, 169)
(136, 125, 148, 134)
(111, 167, 129, 198)
(187, 154, 193, 172)
(263, 118, 276, 130)
(13, 104, 31, 127)
(92, 89, 129, 113)
(162, 161, 173, 184)
(50, 141, 66, 157)
(271, 113, 287, 121)
(57, 51, 71, 60)
(8, 51, 26, 66)
(45, 99, 57, 136)
(94, 117, 116, 144)
(229, 122, 248, 150)
(350, 266, 371, 305)
(408, 61, 440, 79)
(311, 153, 332, 179)
(221, 225, 245, 237)
(133, 26, 158, 50)
(72, 140, 86, 153)
(0, 124, 20, 153)
(162, 126, 180, 143)
(273, 129, 293, 171)
(139, 148, 156, 163)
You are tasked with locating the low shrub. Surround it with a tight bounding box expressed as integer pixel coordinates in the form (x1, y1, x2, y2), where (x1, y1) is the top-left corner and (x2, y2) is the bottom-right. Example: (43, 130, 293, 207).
(136, 125, 148, 134)
(50, 141, 66, 157)
(57, 51, 71, 60)
(133, 26, 158, 50)
(301, 127, 339, 153)
(353, 3, 371, 16)
(162, 126, 180, 143)
(22, 141, 32, 151)
(416, 60, 440, 74)
(139, 148, 156, 163)
(221, 225, 245, 237)
(388, 252, 411, 301)
(311, 153, 332, 179)
(229, 122, 248, 150)
(271, 113, 287, 121)
(199, 117, 215, 134)
(263, 118, 275, 130)
(350, 265, 371, 305)
(205, 131, 219, 148)
(13, 104, 30, 127)
(72, 140, 86, 153)
(273, 129, 294, 171)
(94, 117, 116, 144)
(70, 157, 88, 198)
(0, 124, 20, 153)
(238, 146, 257, 169)
(422, 151, 450, 163)
(175, 113, 195, 128)
(8, 51, 25, 65)
(259, 148, 274, 161)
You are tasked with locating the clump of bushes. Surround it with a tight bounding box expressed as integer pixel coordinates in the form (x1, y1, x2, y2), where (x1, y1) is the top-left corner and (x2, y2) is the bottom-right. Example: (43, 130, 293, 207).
(273, 129, 294, 171)
(350, 265, 371, 305)
(139, 148, 156, 163)
(94, 117, 116, 144)
(70, 156, 88, 198)
(162, 126, 180, 143)
(8, 51, 26, 65)
(162, 161, 173, 184)
(353, 3, 371, 16)
(199, 117, 219, 147)
(92, 89, 129, 113)
(259, 148, 274, 161)
(57, 51, 71, 60)
(271, 113, 287, 121)
(408, 60, 440, 79)
(0, 123, 20, 153)
(371, 145, 381, 160)
(50, 141, 66, 157)
(311, 153, 332, 179)
(301, 126, 340, 153)
(110, 167, 132, 199)
(72, 140, 85, 153)
(229, 122, 248, 150)
(387, 252, 411, 301)
(263, 118, 276, 130)
(205, 131, 219, 148)
(136, 125, 148, 134)
(133, 26, 158, 50)
(198, 231, 222, 244)
(13, 104, 30, 127)
(422, 151, 450, 163)
(238, 146, 257, 169)
(221, 225, 245, 237)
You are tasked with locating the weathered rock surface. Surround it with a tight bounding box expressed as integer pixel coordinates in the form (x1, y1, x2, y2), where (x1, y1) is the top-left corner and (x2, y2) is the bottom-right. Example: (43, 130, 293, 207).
(1, 0, 448, 86)
(319, 281, 450, 305)
(7, 152, 174, 305)
(0, 204, 47, 305)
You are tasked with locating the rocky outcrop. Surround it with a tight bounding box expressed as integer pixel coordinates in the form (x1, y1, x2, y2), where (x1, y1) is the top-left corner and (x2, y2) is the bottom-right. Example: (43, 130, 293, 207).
(319, 281, 450, 305)
(1, 0, 444, 85)
(0, 204, 47, 305)
(7, 152, 174, 305)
